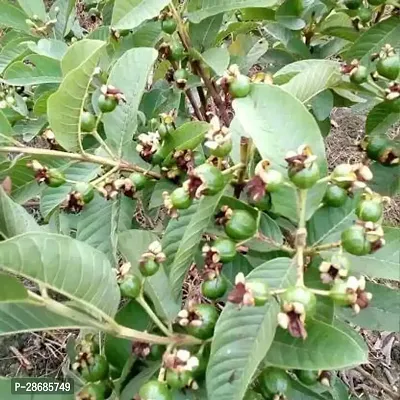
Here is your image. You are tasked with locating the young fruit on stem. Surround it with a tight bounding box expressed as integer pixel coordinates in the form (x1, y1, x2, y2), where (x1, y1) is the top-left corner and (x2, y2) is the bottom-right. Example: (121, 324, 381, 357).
(79, 354, 109, 382)
(98, 94, 118, 113)
(139, 241, 166, 277)
(227, 273, 270, 306)
(355, 191, 385, 222)
(173, 68, 189, 89)
(201, 275, 228, 300)
(376, 45, 400, 80)
(81, 111, 96, 132)
(184, 163, 225, 198)
(295, 369, 319, 386)
(358, 6, 373, 23)
(161, 17, 177, 34)
(139, 380, 172, 400)
(341, 225, 372, 255)
(163, 349, 199, 389)
(258, 367, 290, 400)
(221, 208, 258, 241)
(350, 64, 368, 84)
(220, 65, 251, 98)
(129, 172, 149, 191)
(119, 274, 141, 299)
(46, 169, 66, 188)
(211, 238, 237, 262)
(323, 184, 348, 208)
(204, 115, 232, 158)
(285, 145, 320, 189)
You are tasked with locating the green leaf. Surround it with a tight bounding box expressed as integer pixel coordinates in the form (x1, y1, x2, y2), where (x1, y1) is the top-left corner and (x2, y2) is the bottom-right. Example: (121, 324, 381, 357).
(0, 232, 120, 316)
(281, 61, 342, 104)
(187, 0, 279, 23)
(190, 14, 223, 51)
(118, 229, 180, 321)
(233, 84, 328, 221)
(345, 227, 400, 280)
(0, 109, 14, 143)
(201, 47, 230, 75)
(149, 179, 177, 209)
(337, 282, 400, 332)
(276, 0, 305, 30)
(120, 363, 160, 400)
(103, 48, 157, 154)
(265, 319, 368, 370)
(33, 90, 56, 116)
(366, 101, 400, 137)
(0, 186, 40, 239)
(0, 302, 82, 337)
(40, 162, 99, 219)
(112, 0, 170, 30)
(206, 258, 296, 400)
(50, 0, 75, 39)
(0, 273, 28, 302)
(0, 1, 30, 33)
(216, 21, 259, 44)
(311, 90, 334, 121)
(47, 39, 106, 152)
(344, 16, 400, 65)
(369, 163, 400, 196)
(0, 37, 33, 74)
(4, 55, 62, 85)
(105, 300, 150, 371)
(77, 196, 136, 263)
(168, 190, 227, 300)
(319, 12, 359, 42)
(286, 378, 328, 400)
(17, 0, 46, 21)
(222, 254, 254, 285)
(28, 38, 68, 60)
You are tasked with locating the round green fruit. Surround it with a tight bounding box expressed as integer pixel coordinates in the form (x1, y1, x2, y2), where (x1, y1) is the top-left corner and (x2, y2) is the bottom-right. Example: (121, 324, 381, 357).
(139, 259, 160, 277)
(246, 281, 269, 306)
(139, 380, 172, 400)
(251, 192, 272, 211)
(295, 370, 319, 386)
(341, 225, 371, 256)
(229, 74, 251, 98)
(47, 169, 66, 188)
(169, 42, 185, 62)
(161, 18, 177, 34)
(265, 169, 284, 192)
(288, 163, 320, 189)
(80, 355, 109, 382)
(209, 139, 232, 158)
(195, 163, 225, 195)
(73, 182, 95, 204)
(129, 172, 148, 191)
(282, 287, 317, 317)
(365, 135, 389, 161)
(259, 367, 290, 397)
(224, 209, 257, 241)
(213, 238, 237, 262)
(344, 0, 362, 9)
(171, 187, 192, 209)
(148, 344, 165, 361)
(358, 7, 373, 23)
(377, 55, 400, 80)
(356, 199, 383, 222)
(186, 304, 219, 340)
(166, 369, 192, 389)
(350, 65, 368, 84)
(201, 276, 228, 300)
(119, 275, 141, 299)
(98, 94, 117, 113)
(81, 111, 96, 132)
(323, 184, 348, 208)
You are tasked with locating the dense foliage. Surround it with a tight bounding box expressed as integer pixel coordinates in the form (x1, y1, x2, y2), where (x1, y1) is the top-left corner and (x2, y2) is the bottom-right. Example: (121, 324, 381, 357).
(0, 0, 399, 399)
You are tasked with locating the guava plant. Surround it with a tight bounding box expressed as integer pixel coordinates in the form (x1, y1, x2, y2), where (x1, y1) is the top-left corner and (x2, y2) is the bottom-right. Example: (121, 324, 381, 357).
(0, 0, 399, 399)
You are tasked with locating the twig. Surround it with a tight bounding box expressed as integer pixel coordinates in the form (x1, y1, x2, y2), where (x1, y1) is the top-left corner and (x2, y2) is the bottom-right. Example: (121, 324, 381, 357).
(196, 86, 209, 120)
(9, 346, 32, 370)
(221, 162, 245, 175)
(137, 296, 172, 337)
(354, 366, 399, 400)
(185, 88, 205, 121)
(0, 146, 161, 179)
(305, 241, 342, 255)
(295, 189, 308, 286)
(92, 131, 117, 160)
(374, 4, 385, 23)
(234, 137, 250, 198)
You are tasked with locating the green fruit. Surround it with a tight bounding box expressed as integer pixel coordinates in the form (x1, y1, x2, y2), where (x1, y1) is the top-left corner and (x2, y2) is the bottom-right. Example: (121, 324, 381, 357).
(265, 169, 284, 192)
(323, 184, 348, 207)
(209, 139, 233, 158)
(282, 287, 317, 317)
(166, 369, 192, 389)
(225, 209, 257, 241)
(139, 259, 160, 277)
(356, 199, 383, 222)
(148, 344, 165, 361)
(171, 187, 192, 209)
(169, 42, 185, 62)
(195, 163, 225, 195)
(98, 94, 117, 113)
(119, 275, 141, 298)
(174, 68, 189, 82)
(295, 370, 319, 386)
(162, 18, 177, 34)
(229, 74, 251, 98)
(46, 169, 66, 188)
(73, 182, 95, 204)
(80, 355, 109, 382)
(201, 276, 228, 299)
(81, 111, 96, 132)
(78, 381, 112, 400)
(250, 192, 272, 211)
(246, 281, 269, 306)
(341, 225, 371, 256)
(213, 238, 237, 262)
(139, 380, 172, 400)
(331, 164, 356, 188)
(358, 7, 373, 23)
(288, 163, 320, 189)
(350, 65, 368, 84)
(158, 122, 174, 138)
(344, 0, 362, 9)
(365, 135, 389, 161)
(186, 304, 219, 340)
(259, 367, 290, 397)
(151, 148, 166, 166)
(129, 172, 148, 191)
(377, 55, 400, 80)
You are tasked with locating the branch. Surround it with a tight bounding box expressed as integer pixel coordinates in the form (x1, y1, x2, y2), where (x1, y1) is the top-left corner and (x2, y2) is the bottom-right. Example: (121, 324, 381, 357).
(185, 88, 205, 121)
(0, 146, 161, 179)
(305, 241, 342, 255)
(295, 189, 308, 286)
(137, 296, 172, 337)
